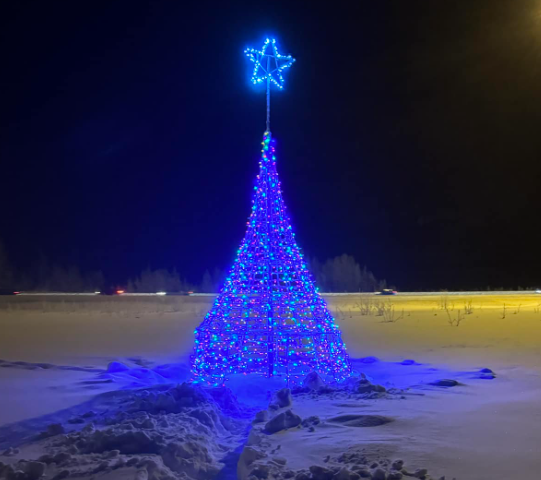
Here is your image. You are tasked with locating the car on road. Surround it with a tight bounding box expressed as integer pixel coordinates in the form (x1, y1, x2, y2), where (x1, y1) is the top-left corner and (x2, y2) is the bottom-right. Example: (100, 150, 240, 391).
(377, 289, 398, 295)
(99, 287, 125, 295)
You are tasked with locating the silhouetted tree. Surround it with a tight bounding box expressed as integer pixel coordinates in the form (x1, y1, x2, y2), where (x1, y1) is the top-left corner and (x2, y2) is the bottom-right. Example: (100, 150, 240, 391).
(127, 267, 188, 293)
(200, 269, 214, 293)
(211, 267, 226, 291)
(0, 239, 14, 289)
(199, 267, 226, 292)
(308, 254, 384, 292)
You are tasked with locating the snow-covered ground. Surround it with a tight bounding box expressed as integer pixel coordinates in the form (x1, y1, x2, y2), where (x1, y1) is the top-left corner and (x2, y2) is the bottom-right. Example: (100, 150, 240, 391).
(1, 294, 541, 480)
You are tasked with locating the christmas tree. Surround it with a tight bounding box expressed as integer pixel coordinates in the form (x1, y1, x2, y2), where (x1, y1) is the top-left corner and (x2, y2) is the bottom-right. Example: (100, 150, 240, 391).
(191, 39, 351, 386)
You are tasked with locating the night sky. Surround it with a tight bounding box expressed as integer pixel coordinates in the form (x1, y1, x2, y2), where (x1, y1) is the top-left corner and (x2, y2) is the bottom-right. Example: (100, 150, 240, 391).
(1, 1, 540, 290)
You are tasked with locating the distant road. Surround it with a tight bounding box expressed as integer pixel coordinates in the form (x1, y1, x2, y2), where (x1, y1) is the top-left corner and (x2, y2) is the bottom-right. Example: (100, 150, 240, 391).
(324, 291, 540, 296)
(12, 291, 540, 297)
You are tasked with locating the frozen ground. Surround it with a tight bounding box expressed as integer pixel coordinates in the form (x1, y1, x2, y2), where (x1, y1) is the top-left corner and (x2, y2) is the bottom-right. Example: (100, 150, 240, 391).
(1, 294, 541, 479)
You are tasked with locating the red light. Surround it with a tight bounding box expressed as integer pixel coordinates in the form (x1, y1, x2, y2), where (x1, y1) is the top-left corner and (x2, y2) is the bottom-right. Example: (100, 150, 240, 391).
(116, 290, 125, 294)
(13, 291, 20, 295)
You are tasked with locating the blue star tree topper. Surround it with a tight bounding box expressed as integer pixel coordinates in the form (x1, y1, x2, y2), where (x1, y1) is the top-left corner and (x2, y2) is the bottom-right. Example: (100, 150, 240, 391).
(244, 38, 295, 131)
(244, 38, 295, 89)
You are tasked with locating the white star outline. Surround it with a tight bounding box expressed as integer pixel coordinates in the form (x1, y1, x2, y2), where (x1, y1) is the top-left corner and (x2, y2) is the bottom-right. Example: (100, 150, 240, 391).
(244, 38, 295, 90)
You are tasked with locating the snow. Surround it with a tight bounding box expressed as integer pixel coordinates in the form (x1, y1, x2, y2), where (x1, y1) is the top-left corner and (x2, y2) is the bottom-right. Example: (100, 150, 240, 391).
(1, 294, 541, 479)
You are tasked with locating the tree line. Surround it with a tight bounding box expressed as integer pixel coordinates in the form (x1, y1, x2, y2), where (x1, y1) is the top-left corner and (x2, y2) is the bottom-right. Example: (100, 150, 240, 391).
(0, 239, 385, 293)
(0, 244, 105, 293)
(308, 254, 386, 293)
(125, 255, 385, 293)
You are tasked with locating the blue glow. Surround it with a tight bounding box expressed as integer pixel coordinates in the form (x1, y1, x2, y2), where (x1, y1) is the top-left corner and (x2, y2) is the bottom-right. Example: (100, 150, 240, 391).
(244, 38, 295, 90)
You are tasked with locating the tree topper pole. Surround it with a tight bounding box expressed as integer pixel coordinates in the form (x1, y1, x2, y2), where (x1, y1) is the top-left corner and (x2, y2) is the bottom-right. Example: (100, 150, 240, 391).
(266, 55, 271, 132)
(244, 38, 295, 133)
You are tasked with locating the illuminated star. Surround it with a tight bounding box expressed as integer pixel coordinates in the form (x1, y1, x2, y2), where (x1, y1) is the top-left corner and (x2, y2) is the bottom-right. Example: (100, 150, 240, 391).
(244, 38, 295, 90)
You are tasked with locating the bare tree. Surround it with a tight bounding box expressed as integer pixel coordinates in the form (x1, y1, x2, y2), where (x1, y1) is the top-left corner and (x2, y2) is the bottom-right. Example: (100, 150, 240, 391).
(446, 308, 465, 327)
(355, 297, 373, 316)
(380, 301, 404, 323)
(464, 300, 474, 315)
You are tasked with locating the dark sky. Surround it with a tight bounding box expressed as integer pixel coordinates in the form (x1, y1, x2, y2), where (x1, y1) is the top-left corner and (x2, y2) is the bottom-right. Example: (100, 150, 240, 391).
(1, 1, 540, 290)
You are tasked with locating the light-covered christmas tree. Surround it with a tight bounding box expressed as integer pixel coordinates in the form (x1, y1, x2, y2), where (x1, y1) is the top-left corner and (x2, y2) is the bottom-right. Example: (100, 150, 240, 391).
(191, 39, 351, 386)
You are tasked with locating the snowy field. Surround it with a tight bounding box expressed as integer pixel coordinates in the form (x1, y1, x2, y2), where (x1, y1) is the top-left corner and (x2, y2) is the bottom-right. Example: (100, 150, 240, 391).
(1, 294, 541, 480)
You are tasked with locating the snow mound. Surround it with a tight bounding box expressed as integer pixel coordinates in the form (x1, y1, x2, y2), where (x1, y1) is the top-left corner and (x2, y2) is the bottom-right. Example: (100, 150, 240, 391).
(0, 382, 253, 480)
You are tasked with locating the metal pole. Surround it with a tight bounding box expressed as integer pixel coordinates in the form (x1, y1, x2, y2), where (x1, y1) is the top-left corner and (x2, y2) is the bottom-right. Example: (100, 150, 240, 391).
(266, 66, 273, 375)
(266, 62, 273, 376)
(266, 55, 270, 132)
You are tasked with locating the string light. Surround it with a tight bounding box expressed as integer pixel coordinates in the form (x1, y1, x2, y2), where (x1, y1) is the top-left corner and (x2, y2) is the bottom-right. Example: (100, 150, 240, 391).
(244, 38, 295, 90)
(191, 132, 352, 386)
